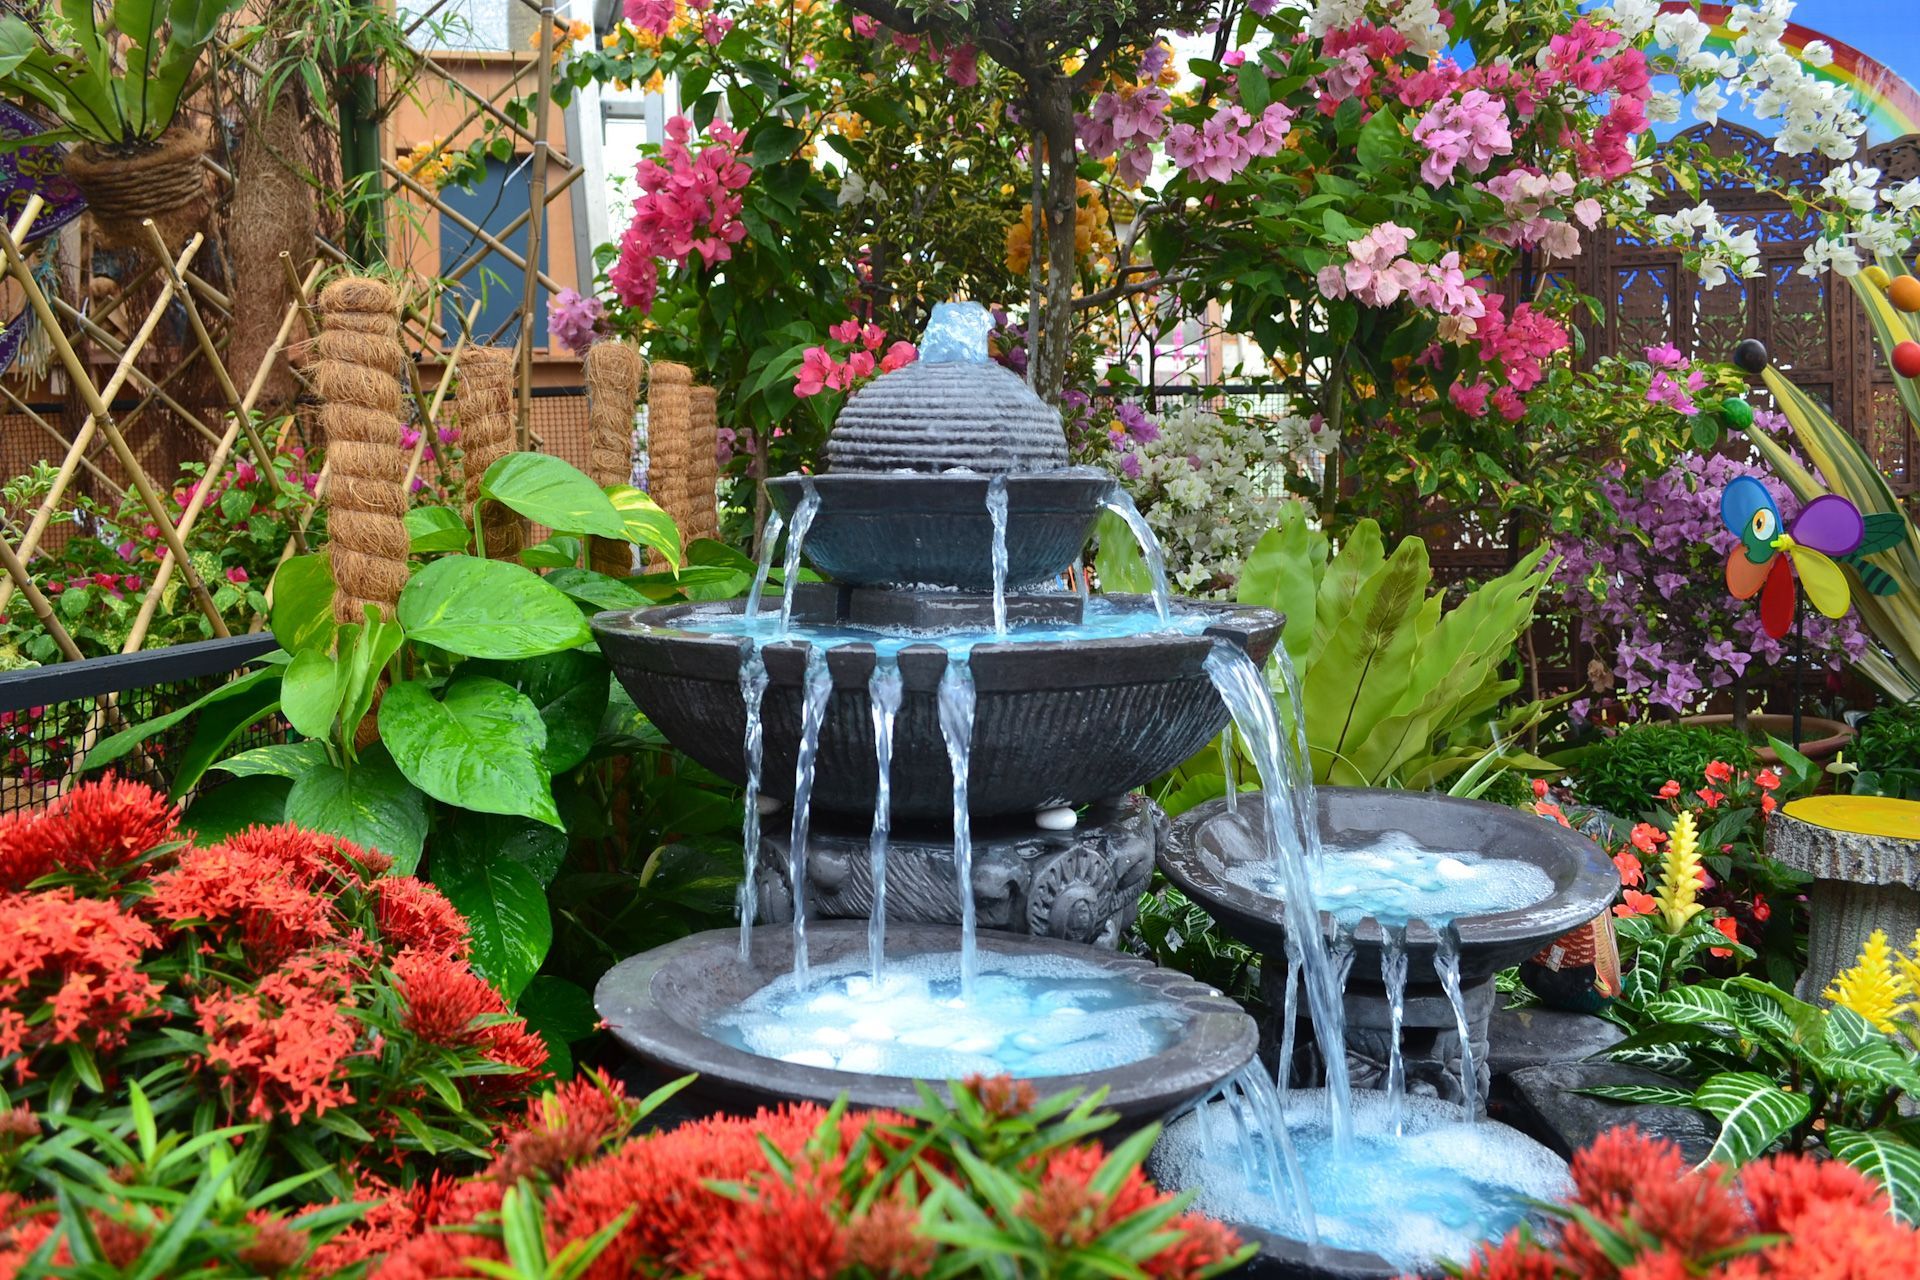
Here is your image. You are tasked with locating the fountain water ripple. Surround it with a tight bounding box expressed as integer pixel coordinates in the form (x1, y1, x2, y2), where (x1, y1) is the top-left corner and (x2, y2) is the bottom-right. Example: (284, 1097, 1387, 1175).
(1150, 1089, 1569, 1271)
(708, 951, 1184, 1079)
(1204, 642, 1354, 1150)
(777, 478, 821, 638)
(938, 654, 979, 996)
(737, 645, 770, 960)
(866, 657, 903, 981)
(787, 647, 834, 982)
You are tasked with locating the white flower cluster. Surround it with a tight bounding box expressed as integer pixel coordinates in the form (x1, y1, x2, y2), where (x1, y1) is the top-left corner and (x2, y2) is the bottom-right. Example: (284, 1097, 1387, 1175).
(1109, 406, 1325, 594)
(1391, 0, 1448, 58)
(1649, 203, 1762, 287)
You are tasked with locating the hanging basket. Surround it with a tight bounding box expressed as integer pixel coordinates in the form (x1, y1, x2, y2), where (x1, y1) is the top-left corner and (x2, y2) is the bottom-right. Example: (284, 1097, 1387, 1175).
(62, 126, 210, 249)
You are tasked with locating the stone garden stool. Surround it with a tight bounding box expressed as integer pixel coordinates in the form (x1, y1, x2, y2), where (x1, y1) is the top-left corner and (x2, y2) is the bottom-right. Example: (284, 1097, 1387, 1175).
(1772, 796, 1920, 1002)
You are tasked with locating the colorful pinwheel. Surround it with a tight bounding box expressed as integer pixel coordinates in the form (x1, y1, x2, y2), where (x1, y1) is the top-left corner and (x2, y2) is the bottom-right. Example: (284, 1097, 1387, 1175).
(1720, 476, 1864, 639)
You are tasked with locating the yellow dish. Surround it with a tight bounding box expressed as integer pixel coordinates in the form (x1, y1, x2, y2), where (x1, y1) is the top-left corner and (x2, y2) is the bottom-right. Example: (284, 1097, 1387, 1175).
(1783, 795, 1920, 840)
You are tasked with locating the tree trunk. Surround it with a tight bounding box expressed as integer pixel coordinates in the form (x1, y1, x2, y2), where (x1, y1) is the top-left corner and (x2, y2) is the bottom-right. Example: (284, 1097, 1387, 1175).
(1032, 76, 1079, 405)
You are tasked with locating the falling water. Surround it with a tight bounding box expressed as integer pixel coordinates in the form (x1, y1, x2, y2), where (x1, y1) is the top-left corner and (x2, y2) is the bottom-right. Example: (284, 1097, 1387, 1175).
(1220, 723, 1237, 814)
(1277, 932, 1301, 1104)
(737, 645, 771, 961)
(986, 476, 1010, 639)
(938, 654, 979, 997)
(1181, 1065, 1317, 1246)
(1204, 641, 1353, 1149)
(1239, 1064, 1318, 1246)
(744, 510, 786, 620)
(777, 479, 821, 638)
(866, 657, 903, 982)
(1272, 645, 1319, 865)
(1073, 553, 1089, 604)
(1381, 924, 1409, 1136)
(1101, 487, 1172, 625)
(786, 646, 834, 983)
(1435, 924, 1478, 1122)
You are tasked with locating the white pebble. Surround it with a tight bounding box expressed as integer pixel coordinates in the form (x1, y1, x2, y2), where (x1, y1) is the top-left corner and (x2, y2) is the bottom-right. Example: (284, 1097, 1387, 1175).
(1035, 806, 1078, 830)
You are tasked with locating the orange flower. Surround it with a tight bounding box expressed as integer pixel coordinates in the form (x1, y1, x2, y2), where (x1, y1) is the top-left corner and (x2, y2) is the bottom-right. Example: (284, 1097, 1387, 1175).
(0, 890, 162, 1074)
(192, 948, 362, 1122)
(1761, 793, 1776, 815)
(1695, 787, 1723, 809)
(1704, 760, 1734, 784)
(1657, 779, 1682, 799)
(1628, 822, 1666, 853)
(1754, 769, 1781, 791)
(1613, 889, 1657, 918)
(371, 879, 470, 958)
(1752, 892, 1772, 923)
(0, 775, 179, 889)
(1708, 916, 1740, 957)
(145, 842, 340, 965)
(1612, 850, 1644, 887)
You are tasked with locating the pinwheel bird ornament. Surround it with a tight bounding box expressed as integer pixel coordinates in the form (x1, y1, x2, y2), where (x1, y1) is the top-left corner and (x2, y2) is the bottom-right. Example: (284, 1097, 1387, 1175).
(1720, 476, 1864, 639)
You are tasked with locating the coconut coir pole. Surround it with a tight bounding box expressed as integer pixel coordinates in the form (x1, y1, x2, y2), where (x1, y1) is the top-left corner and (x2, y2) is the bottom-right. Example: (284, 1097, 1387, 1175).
(458, 346, 523, 562)
(585, 341, 644, 576)
(313, 278, 412, 624)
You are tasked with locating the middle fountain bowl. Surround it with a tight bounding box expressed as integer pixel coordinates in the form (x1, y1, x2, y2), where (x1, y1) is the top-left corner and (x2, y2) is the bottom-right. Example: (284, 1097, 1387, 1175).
(592, 598, 1282, 821)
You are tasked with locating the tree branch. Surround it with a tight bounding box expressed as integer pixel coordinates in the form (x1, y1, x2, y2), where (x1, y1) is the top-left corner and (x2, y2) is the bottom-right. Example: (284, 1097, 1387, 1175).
(1073, 270, 1192, 311)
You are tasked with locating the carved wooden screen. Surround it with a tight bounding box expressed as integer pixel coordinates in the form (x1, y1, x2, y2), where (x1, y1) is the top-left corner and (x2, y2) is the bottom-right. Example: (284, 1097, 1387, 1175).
(1583, 122, 1918, 497)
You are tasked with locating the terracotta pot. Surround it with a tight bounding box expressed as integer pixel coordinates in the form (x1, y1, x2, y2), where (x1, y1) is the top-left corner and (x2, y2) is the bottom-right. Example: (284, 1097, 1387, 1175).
(1679, 712, 1855, 764)
(62, 126, 209, 248)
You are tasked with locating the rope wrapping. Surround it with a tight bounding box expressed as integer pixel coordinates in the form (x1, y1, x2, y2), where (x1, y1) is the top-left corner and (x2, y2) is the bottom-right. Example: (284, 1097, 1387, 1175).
(457, 346, 523, 563)
(645, 361, 693, 571)
(585, 341, 644, 577)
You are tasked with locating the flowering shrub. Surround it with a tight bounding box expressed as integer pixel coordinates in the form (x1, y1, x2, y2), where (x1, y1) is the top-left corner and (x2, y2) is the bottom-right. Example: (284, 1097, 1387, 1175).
(1448, 1125, 1920, 1278)
(608, 112, 751, 315)
(792, 315, 918, 399)
(0, 778, 546, 1189)
(1552, 414, 1868, 718)
(1826, 928, 1920, 1049)
(364, 1074, 1248, 1280)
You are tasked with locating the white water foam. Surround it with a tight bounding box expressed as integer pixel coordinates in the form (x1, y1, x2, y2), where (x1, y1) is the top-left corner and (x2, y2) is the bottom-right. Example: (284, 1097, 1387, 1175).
(1222, 825, 1554, 926)
(706, 951, 1182, 1079)
(1149, 1089, 1570, 1271)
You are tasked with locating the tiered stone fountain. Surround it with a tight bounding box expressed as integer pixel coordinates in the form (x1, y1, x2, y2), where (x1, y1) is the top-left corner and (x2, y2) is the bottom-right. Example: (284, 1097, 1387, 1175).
(591, 304, 1617, 1276)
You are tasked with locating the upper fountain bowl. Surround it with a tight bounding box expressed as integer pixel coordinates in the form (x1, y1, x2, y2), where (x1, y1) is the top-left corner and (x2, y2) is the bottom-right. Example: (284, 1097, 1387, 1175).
(1160, 789, 1617, 982)
(766, 471, 1110, 591)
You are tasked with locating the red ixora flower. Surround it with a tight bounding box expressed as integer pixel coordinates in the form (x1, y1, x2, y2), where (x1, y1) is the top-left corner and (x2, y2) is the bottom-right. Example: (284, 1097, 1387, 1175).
(192, 948, 362, 1122)
(0, 775, 179, 890)
(144, 841, 341, 965)
(390, 949, 548, 1096)
(370, 878, 470, 959)
(0, 890, 163, 1075)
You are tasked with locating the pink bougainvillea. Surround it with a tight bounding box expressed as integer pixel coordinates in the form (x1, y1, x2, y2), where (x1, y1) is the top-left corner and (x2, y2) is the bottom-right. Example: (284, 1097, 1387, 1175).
(609, 115, 751, 313)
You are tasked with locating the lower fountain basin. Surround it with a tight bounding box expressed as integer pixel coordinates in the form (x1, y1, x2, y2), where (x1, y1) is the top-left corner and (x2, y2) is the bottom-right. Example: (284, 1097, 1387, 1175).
(766, 471, 1111, 590)
(592, 598, 1281, 821)
(594, 920, 1258, 1123)
(1160, 789, 1617, 982)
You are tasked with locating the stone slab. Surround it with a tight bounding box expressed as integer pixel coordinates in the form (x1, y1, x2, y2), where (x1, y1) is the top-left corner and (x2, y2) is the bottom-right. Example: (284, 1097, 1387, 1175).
(1505, 1061, 1718, 1166)
(1485, 1006, 1626, 1079)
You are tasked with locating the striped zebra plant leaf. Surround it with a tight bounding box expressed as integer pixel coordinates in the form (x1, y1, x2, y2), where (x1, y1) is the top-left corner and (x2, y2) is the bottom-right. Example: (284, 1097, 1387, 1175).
(1695, 1072, 1812, 1167)
(1827, 1126, 1920, 1225)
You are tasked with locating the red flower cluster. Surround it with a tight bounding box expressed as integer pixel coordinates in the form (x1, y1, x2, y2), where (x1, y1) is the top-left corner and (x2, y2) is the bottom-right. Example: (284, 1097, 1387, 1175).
(0, 890, 161, 1073)
(0, 774, 179, 889)
(1450, 1127, 1919, 1280)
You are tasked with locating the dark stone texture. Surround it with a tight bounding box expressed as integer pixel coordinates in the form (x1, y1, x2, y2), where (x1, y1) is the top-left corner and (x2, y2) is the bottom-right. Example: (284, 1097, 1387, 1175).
(594, 920, 1258, 1124)
(1161, 790, 1620, 984)
(755, 795, 1161, 947)
(844, 584, 1083, 630)
(1733, 338, 1769, 373)
(1485, 1006, 1625, 1079)
(766, 471, 1110, 591)
(826, 359, 1068, 474)
(1505, 1061, 1719, 1165)
(593, 598, 1282, 821)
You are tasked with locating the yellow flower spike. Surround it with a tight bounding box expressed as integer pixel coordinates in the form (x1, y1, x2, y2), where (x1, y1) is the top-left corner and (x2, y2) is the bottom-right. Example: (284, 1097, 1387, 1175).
(1824, 929, 1916, 1034)
(1893, 929, 1920, 1001)
(1653, 810, 1705, 935)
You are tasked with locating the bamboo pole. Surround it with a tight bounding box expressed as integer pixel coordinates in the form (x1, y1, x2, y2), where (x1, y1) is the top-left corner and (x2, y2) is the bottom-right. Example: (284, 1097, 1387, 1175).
(141, 221, 310, 555)
(0, 388, 121, 491)
(47, 292, 230, 449)
(0, 217, 229, 636)
(0, 219, 206, 612)
(518, 7, 558, 449)
(0, 532, 83, 662)
(383, 161, 563, 294)
(403, 299, 484, 494)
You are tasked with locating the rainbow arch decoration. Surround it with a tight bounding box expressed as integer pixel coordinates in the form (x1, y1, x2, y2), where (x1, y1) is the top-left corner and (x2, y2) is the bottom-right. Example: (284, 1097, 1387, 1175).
(1677, 2, 1920, 144)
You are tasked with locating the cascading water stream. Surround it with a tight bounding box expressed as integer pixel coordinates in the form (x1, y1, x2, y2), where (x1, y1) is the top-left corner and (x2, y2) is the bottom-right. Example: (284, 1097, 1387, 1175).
(744, 510, 786, 620)
(1189, 1064, 1318, 1247)
(786, 647, 834, 983)
(1203, 641, 1353, 1151)
(1101, 488, 1171, 625)
(1271, 645, 1319, 866)
(1220, 723, 1237, 814)
(1382, 924, 1410, 1136)
(1435, 923, 1479, 1122)
(737, 645, 770, 961)
(1277, 932, 1301, 1103)
(866, 657, 903, 982)
(777, 479, 821, 638)
(986, 476, 1009, 638)
(938, 653, 979, 997)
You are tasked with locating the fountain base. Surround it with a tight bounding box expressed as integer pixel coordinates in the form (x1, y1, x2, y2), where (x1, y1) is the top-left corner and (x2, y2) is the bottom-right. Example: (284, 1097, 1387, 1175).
(1264, 968, 1496, 1108)
(755, 794, 1160, 946)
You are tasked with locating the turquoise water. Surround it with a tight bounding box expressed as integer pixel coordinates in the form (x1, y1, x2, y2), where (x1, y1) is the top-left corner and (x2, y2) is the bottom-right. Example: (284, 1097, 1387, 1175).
(662, 597, 1215, 656)
(707, 952, 1183, 1079)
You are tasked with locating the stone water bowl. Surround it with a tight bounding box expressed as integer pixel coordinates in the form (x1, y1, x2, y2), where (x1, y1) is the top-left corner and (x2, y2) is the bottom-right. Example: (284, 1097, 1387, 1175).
(765, 472, 1112, 591)
(1160, 789, 1618, 983)
(594, 920, 1258, 1124)
(592, 599, 1282, 822)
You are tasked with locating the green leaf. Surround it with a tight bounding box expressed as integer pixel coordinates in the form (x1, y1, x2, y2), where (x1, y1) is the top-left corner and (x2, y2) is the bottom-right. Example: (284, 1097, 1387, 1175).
(522, 535, 585, 569)
(398, 556, 592, 658)
(1093, 508, 1150, 595)
(270, 553, 336, 653)
(1695, 1072, 1812, 1166)
(438, 808, 568, 886)
(1355, 104, 1400, 172)
(181, 776, 290, 843)
(1574, 1084, 1702, 1107)
(405, 505, 473, 554)
(606, 484, 682, 571)
(748, 122, 804, 168)
(284, 747, 430, 874)
(81, 665, 279, 774)
(281, 647, 345, 740)
(433, 845, 552, 999)
(467, 649, 610, 773)
(213, 741, 330, 779)
(1644, 986, 1747, 1030)
(517, 975, 599, 1074)
(379, 677, 560, 827)
(1827, 1127, 1920, 1224)
(480, 454, 625, 537)
(545, 567, 651, 612)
